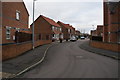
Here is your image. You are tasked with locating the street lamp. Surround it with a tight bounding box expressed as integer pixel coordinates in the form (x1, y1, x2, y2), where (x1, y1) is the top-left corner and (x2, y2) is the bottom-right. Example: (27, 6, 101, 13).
(32, 0, 37, 49)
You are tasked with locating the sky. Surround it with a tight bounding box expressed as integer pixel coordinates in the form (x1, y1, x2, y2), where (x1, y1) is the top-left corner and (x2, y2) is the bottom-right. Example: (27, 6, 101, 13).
(23, 0, 104, 34)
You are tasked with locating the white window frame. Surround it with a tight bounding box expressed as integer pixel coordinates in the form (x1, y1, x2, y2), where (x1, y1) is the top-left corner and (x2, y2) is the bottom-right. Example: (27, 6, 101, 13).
(108, 32, 111, 42)
(68, 29, 70, 33)
(6, 26, 11, 40)
(52, 26, 54, 31)
(16, 10, 20, 20)
(60, 28, 62, 32)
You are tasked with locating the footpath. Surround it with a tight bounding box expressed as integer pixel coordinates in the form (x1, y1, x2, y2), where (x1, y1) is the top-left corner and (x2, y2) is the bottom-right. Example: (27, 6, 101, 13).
(79, 40, 119, 60)
(2, 42, 58, 78)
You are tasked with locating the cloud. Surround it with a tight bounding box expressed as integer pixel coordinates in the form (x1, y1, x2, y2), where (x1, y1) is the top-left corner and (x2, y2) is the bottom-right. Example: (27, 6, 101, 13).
(23, 0, 103, 34)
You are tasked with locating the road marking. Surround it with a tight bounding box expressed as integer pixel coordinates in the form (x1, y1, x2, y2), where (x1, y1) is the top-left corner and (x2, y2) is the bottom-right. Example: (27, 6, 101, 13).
(76, 56, 83, 59)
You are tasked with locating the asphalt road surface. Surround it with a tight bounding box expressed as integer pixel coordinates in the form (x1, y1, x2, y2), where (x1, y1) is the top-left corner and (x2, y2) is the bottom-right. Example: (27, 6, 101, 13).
(20, 40, 118, 78)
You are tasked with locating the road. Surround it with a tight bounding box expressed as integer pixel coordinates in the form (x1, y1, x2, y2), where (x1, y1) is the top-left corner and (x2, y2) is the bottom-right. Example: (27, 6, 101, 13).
(20, 40, 118, 78)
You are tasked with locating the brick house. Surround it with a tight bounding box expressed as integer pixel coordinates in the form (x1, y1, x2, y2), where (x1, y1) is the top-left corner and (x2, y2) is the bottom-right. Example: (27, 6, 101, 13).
(1, 1, 32, 60)
(30, 15, 63, 44)
(57, 21, 71, 41)
(68, 25, 76, 39)
(91, 25, 103, 37)
(57, 21, 76, 41)
(42, 15, 63, 41)
(30, 15, 54, 47)
(103, 1, 120, 43)
(96, 25, 103, 37)
(75, 30, 80, 38)
(91, 30, 97, 36)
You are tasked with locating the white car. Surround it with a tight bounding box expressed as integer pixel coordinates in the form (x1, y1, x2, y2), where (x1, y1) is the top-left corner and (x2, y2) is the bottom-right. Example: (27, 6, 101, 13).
(80, 36, 85, 40)
(70, 36, 77, 42)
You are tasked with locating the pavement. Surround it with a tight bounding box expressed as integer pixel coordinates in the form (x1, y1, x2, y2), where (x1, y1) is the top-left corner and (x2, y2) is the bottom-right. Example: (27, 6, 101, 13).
(2, 42, 58, 78)
(79, 40, 119, 60)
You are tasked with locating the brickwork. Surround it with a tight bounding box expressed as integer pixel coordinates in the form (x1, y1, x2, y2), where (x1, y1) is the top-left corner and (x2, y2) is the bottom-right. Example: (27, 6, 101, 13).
(57, 21, 70, 40)
(30, 15, 53, 43)
(90, 41, 120, 52)
(103, 1, 120, 43)
(2, 42, 32, 60)
(1, 1, 31, 60)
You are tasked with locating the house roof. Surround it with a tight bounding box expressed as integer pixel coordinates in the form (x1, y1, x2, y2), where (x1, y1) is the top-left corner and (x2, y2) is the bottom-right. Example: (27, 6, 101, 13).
(41, 15, 60, 27)
(57, 21, 71, 29)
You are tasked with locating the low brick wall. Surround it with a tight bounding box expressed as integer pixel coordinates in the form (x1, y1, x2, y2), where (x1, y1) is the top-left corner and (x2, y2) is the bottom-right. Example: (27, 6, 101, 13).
(2, 42, 32, 60)
(90, 41, 120, 52)
(35, 40, 52, 47)
(2, 40, 52, 61)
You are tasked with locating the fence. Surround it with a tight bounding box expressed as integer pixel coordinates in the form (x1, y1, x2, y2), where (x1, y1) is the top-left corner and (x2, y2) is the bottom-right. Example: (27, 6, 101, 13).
(91, 36, 103, 41)
(15, 31, 32, 43)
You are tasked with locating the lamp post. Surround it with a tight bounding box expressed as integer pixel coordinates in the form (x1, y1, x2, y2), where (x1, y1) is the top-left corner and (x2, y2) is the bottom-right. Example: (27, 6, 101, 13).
(32, 0, 37, 49)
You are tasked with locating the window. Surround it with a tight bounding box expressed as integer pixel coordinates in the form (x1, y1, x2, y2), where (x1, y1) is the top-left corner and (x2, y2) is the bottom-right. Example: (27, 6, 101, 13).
(118, 33, 120, 44)
(6, 27, 11, 40)
(68, 29, 70, 33)
(60, 28, 62, 32)
(52, 26, 54, 31)
(16, 10, 20, 20)
(16, 28, 20, 32)
(39, 34, 41, 40)
(55, 27, 57, 30)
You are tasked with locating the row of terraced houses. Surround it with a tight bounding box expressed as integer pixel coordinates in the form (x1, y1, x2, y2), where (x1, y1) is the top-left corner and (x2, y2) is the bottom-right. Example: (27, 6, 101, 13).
(0, 1, 80, 60)
(90, 0, 120, 52)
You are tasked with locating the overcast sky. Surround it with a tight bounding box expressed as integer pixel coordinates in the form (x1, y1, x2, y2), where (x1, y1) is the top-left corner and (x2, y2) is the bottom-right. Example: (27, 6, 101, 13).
(23, 0, 104, 34)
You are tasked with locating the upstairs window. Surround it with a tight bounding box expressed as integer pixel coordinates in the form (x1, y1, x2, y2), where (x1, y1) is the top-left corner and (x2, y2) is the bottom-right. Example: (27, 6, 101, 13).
(16, 10, 20, 20)
(52, 26, 54, 31)
(60, 28, 62, 32)
(68, 29, 70, 33)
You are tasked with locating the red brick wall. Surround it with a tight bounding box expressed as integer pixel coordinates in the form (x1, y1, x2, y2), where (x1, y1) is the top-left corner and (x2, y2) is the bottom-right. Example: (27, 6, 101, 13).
(2, 2, 29, 44)
(103, 2, 109, 42)
(35, 40, 52, 47)
(103, 2, 120, 43)
(30, 15, 52, 42)
(90, 41, 120, 52)
(2, 42, 32, 61)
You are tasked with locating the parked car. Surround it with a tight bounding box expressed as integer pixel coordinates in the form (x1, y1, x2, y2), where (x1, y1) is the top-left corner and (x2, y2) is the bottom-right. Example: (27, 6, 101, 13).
(70, 36, 77, 42)
(80, 36, 85, 40)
